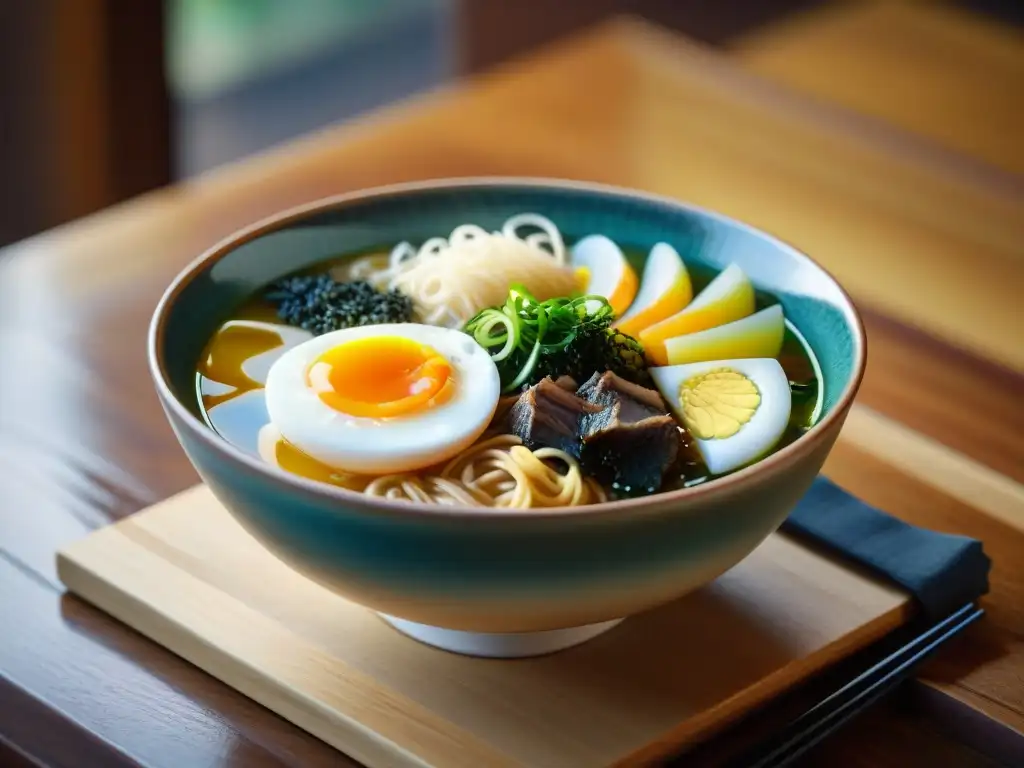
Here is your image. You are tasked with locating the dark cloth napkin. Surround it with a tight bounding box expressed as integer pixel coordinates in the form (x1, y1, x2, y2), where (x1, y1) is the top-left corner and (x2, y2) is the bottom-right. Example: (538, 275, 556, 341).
(782, 477, 991, 619)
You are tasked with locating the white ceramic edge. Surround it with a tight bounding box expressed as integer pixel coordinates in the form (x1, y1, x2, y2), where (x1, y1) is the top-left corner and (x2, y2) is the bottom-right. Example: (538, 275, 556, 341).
(378, 613, 624, 658)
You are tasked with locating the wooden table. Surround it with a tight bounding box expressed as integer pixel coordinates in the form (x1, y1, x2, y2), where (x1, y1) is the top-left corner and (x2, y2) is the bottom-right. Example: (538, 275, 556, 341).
(1, 18, 1022, 767)
(735, 0, 1024, 176)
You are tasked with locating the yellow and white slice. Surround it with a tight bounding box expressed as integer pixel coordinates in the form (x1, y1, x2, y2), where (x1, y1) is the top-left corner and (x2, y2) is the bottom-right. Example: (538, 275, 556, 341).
(571, 234, 638, 317)
(640, 263, 755, 365)
(663, 304, 784, 366)
(651, 358, 791, 475)
(614, 242, 692, 337)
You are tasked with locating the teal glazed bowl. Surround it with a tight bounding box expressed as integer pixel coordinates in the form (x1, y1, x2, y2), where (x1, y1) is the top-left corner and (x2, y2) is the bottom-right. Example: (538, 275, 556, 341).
(149, 178, 865, 658)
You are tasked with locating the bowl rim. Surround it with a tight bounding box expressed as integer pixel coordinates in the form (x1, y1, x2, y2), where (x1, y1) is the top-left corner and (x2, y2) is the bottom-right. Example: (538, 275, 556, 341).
(149, 176, 866, 521)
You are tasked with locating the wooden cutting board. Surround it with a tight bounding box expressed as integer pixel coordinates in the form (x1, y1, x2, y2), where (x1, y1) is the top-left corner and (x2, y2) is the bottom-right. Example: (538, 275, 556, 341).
(57, 483, 910, 768)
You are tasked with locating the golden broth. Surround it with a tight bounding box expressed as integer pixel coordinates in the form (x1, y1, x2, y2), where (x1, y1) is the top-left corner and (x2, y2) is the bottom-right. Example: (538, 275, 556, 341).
(197, 253, 822, 495)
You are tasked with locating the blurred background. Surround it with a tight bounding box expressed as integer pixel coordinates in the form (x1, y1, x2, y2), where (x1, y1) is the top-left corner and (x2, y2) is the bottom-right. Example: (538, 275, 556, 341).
(0, 0, 1020, 248)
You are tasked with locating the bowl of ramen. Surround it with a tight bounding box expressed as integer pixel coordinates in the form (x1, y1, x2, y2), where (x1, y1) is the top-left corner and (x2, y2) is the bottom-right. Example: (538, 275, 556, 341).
(149, 178, 865, 657)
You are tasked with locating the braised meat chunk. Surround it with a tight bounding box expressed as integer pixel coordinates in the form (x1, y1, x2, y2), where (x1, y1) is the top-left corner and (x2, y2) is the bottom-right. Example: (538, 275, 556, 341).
(577, 371, 667, 431)
(508, 377, 600, 456)
(576, 372, 679, 494)
(506, 372, 680, 495)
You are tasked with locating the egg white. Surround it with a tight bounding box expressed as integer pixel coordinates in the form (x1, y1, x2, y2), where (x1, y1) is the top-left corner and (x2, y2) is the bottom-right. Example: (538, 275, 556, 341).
(571, 234, 634, 311)
(650, 358, 792, 475)
(264, 323, 500, 474)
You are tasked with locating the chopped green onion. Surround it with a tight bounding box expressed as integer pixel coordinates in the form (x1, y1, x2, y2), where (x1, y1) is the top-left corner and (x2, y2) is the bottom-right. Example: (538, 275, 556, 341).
(463, 285, 646, 392)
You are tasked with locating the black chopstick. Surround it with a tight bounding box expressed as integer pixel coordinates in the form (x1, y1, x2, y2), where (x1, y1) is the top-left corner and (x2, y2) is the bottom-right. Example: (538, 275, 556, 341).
(729, 603, 984, 768)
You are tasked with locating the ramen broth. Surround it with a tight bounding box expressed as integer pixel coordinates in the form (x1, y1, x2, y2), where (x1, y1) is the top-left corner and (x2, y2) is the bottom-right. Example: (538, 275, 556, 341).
(197, 247, 821, 496)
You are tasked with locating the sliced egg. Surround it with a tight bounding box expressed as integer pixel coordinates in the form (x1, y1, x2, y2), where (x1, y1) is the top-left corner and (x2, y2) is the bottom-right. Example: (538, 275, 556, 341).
(615, 243, 692, 338)
(264, 323, 500, 474)
(640, 263, 755, 365)
(571, 235, 639, 317)
(663, 304, 784, 366)
(651, 359, 791, 474)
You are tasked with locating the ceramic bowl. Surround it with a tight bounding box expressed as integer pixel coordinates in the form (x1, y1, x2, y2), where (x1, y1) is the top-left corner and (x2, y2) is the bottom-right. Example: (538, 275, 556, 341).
(149, 178, 865, 657)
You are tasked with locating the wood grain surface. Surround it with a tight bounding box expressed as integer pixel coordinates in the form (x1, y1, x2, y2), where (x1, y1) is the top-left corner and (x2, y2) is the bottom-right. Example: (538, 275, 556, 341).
(735, 0, 1024, 174)
(1, 16, 1022, 768)
(57, 487, 910, 768)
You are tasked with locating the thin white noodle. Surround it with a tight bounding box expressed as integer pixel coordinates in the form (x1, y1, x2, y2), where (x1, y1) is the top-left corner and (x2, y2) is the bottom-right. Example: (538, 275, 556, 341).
(348, 213, 576, 328)
(450, 224, 490, 245)
(503, 213, 566, 261)
(389, 241, 417, 267)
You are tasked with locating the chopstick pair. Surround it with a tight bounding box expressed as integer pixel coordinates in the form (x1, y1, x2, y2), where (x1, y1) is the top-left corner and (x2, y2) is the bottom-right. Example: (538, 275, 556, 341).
(725, 603, 984, 768)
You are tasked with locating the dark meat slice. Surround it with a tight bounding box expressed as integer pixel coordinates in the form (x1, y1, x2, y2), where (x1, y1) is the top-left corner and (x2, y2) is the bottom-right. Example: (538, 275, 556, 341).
(507, 372, 680, 494)
(576, 371, 679, 494)
(496, 376, 579, 427)
(552, 375, 579, 392)
(508, 377, 601, 456)
(493, 394, 521, 427)
(577, 370, 667, 412)
(576, 370, 669, 436)
(576, 370, 610, 402)
(581, 416, 680, 495)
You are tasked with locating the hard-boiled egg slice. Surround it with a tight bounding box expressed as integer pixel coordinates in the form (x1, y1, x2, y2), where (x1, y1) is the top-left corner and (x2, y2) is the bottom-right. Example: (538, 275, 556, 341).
(651, 358, 791, 474)
(265, 323, 499, 474)
(663, 304, 784, 366)
(615, 243, 692, 337)
(571, 235, 638, 316)
(640, 264, 755, 365)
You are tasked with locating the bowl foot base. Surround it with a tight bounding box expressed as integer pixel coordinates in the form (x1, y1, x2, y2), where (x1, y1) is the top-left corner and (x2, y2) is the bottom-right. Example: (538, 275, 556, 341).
(378, 614, 624, 658)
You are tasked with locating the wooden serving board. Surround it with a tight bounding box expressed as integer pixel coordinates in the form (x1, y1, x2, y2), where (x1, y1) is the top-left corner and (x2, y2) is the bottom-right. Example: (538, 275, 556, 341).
(57, 484, 911, 768)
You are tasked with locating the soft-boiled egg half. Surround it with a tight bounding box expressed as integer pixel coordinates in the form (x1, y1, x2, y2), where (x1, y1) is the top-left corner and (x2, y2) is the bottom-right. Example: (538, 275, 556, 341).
(651, 358, 791, 475)
(264, 324, 500, 474)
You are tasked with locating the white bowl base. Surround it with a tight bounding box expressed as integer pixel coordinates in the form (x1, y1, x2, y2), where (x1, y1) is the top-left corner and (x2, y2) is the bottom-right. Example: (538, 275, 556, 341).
(378, 614, 624, 658)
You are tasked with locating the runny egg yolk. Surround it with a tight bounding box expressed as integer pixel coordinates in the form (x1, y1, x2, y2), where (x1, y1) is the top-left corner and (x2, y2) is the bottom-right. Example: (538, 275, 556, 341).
(305, 336, 454, 418)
